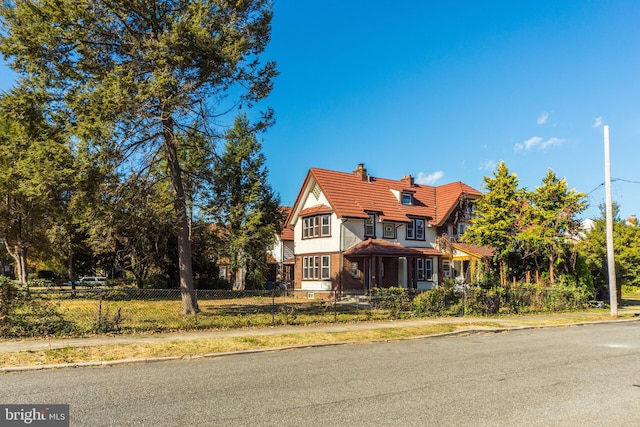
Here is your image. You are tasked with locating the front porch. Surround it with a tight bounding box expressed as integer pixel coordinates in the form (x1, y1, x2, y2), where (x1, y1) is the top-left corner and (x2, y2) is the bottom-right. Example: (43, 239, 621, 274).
(343, 238, 441, 292)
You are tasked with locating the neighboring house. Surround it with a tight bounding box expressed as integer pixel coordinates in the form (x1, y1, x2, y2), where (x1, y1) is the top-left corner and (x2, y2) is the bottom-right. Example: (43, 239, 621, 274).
(285, 164, 482, 294)
(446, 243, 495, 284)
(267, 206, 295, 287)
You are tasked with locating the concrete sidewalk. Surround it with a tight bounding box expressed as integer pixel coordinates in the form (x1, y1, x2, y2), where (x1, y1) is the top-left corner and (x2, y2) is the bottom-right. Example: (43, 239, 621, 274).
(2, 307, 639, 355)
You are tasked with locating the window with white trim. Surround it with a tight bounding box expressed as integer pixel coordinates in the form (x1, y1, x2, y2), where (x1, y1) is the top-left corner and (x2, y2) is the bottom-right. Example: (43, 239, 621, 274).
(406, 220, 414, 239)
(302, 214, 331, 239)
(401, 192, 413, 205)
(303, 255, 330, 280)
(415, 219, 425, 240)
(407, 218, 426, 240)
(383, 222, 396, 239)
(321, 255, 330, 280)
(417, 258, 433, 281)
(321, 215, 331, 236)
(364, 213, 375, 237)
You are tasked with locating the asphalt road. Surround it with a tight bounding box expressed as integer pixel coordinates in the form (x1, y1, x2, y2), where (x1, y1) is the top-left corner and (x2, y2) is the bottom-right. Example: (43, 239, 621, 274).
(1, 322, 639, 426)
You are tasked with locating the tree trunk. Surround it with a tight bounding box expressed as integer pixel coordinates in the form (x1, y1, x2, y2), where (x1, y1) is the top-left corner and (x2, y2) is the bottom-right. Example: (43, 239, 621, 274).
(549, 254, 555, 285)
(67, 239, 75, 290)
(5, 241, 27, 286)
(163, 117, 199, 314)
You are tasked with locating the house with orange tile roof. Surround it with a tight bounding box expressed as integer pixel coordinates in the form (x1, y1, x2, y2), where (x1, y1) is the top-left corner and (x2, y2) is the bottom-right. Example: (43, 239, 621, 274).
(285, 164, 483, 294)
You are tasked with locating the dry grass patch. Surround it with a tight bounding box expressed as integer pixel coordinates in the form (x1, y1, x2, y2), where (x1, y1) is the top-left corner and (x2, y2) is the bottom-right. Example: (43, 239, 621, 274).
(0, 322, 496, 369)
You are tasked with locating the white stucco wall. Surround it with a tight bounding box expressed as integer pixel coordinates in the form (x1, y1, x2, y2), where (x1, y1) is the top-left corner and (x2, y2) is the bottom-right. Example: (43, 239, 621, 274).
(342, 216, 438, 250)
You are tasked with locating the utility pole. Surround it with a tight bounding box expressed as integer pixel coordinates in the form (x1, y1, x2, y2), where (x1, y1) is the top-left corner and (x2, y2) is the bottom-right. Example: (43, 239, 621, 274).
(603, 125, 617, 317)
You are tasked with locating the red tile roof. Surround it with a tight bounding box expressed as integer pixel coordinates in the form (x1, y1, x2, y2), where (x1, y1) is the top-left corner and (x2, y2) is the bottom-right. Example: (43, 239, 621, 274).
(279, 206, 294, 241)
(299, 204, 332, 216)
(343, 238, 442, 257)
(288, 167, 481, 227)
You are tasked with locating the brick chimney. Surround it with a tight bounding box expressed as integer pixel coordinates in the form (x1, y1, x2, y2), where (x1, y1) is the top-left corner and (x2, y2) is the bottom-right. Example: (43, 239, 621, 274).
(402, 174, 414, 186)
(354, 163, 368, 181)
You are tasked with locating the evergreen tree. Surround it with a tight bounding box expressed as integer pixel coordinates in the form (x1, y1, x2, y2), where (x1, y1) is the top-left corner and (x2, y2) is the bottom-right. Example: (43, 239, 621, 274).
(464, 161, 524, 285)
(0, 88, 75, 285)
(0, 0, 277, 313)
(578, 203, 640, 299)
(209, 114, 282, 289)
(519, 170, 586, 283)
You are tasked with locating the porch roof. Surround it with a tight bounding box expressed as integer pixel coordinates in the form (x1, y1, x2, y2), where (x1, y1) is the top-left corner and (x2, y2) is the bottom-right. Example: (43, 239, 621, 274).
(452, 243, 495, 258)
(343, 238, 441, 257)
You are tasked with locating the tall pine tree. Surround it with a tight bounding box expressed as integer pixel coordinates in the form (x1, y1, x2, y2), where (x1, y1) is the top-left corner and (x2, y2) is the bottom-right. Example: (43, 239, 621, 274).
(464, 161, 524, 285)
(209, 114, 281, 289)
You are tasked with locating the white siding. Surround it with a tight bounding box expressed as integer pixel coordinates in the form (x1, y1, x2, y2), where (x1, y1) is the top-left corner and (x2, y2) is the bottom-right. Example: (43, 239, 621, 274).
(269, 237, 295, 263)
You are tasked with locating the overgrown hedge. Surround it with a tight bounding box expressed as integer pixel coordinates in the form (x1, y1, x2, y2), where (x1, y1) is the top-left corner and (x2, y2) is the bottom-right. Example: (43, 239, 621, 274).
(0, 277, 76, 337)
(369, 283, 593, 317)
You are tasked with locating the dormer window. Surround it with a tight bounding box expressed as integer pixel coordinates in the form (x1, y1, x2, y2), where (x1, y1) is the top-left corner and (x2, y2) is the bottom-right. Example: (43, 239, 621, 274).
(401, 192, 413, 205)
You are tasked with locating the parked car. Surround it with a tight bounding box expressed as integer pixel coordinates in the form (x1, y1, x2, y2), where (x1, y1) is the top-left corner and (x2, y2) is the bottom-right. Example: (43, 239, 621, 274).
(78, 276, 109, 287)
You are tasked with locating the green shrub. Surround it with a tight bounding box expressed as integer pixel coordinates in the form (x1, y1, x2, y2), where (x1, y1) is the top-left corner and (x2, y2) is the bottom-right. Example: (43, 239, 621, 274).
(622, 285, 640, 297)
(27, 278, 58, 288)
(464, 287, 502, 315)
(412, 287, 458, 316)
(368, 287, 412, 314)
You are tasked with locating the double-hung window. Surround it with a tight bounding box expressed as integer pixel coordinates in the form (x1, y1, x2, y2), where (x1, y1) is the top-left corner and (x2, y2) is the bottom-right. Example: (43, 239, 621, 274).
(302, 216, 317, 238)
(302, 255, 330, 280)
(407, 218, 425, 240)
(406, 220, 415, 239)
(321, 256, 331, 280)
(321, 215, 331, 236)
(364, 214, 375, 237)
(417, 258, 433, 281)
(415, 219, 425, 240)
(302, 214, 331, 239)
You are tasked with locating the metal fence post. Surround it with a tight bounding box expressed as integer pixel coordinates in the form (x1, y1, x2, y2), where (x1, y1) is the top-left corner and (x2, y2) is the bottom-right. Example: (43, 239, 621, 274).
(97, 290, 103, 332)
(272, 288, 276, 326)
(334, 290, 337, 323)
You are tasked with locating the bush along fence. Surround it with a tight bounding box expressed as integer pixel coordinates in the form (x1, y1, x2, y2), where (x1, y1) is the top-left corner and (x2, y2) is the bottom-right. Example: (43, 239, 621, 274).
(0, 277, 595, 339)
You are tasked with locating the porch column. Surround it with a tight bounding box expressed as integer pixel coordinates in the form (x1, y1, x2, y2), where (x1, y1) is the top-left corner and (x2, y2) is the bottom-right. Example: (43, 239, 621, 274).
(398, 257, 407, 288)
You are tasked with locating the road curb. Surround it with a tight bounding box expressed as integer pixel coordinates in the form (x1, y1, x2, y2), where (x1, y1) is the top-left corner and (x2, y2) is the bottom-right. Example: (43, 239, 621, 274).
(2, 318, 638, 373)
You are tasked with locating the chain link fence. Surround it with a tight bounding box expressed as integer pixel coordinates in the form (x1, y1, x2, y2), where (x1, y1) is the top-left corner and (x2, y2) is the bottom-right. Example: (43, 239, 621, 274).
(0, 285, 593, 338)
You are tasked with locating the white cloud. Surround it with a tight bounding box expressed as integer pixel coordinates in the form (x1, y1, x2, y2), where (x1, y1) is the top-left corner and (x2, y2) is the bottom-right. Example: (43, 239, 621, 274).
(537, 112, 549, 125)
(540, 137, 565, 149)
(479, 160, 497, 171)
(592, 116, 603, 128)
(416, 171, 444, 185)
(514, 136, 565, 152)
(514, 136, 543, 151)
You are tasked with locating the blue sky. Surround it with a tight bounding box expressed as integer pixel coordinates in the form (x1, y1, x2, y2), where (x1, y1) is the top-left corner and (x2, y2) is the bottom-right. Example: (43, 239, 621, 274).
(1, 1, 639, 220)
